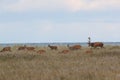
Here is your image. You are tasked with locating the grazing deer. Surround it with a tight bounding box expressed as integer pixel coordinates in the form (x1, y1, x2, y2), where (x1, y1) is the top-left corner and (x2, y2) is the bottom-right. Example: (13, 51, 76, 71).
(85, 50, 93, 54)
(48, 45, 57, 50)
(37, 50, 46, 54)
(26, 46, 35, 51)
(0, 47, 11, 52)
(67, 44, 81, 50)
(18, 45, 26, 50)
(59, 50, 69, 54)
(88, 37, 104, 48)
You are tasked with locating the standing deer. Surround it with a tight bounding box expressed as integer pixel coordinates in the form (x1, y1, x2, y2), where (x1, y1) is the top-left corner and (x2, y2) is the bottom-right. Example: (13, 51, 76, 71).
(88, 37, 104, 48)
(0, 47, 11, 52)
(18, 45, 26, 50)
(48, 45, 57, 50)
(67, 44, 81, 50)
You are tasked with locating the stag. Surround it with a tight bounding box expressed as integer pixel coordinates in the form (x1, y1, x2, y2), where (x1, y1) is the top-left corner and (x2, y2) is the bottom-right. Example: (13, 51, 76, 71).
(67, 44, 81, 50)
(48, 45, 57, 50)
(88, 37, 104, 48)
(0, 47, 11, 52)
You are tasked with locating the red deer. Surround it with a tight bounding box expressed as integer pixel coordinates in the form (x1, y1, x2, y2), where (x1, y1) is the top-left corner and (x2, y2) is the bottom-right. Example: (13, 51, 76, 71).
(26, 47, 35, 51)
(67, 44, 81, 50)
(85, 50, 93, 54)
(0, 47, 11, 52)
(59, 50, 69, 54)
(37, 50, 46, 54)
(88, 37, 104, 48)
(48, 45, 57, 50)
(18, 45, 26, 50)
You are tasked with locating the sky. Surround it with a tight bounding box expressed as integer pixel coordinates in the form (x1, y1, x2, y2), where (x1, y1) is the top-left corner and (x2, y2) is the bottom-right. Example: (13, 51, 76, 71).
(0, 0, 120, 43)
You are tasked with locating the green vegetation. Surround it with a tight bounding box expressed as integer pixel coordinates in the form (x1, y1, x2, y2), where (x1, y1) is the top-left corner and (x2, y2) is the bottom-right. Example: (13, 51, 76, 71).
(0, 45, 120, 80)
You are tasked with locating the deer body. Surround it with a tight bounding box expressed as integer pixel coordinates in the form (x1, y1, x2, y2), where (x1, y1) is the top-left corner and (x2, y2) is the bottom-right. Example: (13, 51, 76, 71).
(0, 47, 11, 52)
(67, 45, 81, 50)
(26, 47, 35, 51)
(48, 45, 57, 50)
(18, 45, 26, 50)
(37, 50, 46, 54)
(88, 37, 104, 48)
(59, 50, 69, 54)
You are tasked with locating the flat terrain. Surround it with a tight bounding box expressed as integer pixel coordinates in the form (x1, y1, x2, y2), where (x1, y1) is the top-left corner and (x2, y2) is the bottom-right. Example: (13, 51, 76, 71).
(0, 45, 120, 80)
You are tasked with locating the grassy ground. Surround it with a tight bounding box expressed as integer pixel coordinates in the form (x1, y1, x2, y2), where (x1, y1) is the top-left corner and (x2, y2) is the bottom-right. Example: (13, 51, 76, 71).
(0, 45, 120, 80)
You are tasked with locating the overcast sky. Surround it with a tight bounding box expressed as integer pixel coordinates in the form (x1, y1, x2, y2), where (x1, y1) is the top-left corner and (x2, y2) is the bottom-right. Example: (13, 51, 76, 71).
(0, 0, 120, 43)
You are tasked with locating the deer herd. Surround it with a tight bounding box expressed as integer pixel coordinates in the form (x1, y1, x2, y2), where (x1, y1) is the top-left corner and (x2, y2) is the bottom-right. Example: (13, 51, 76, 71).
(0, 37, 104, 54)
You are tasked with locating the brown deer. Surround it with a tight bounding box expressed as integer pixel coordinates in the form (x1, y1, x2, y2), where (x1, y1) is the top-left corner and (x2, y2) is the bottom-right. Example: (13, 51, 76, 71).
(0, 47, 11, 52)
(88, 37, 104, 48)
(67, 44, 81, 50)
(48, 45, 57, 50)
(18, 45, 26, 50)
(59, 50, 69, 54)
(37, 50, 46, 54)
(85, 50, 93, 54)
(26, 46, 35, 51)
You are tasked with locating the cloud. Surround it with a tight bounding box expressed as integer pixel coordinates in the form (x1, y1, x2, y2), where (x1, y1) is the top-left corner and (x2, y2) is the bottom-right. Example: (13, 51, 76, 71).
(0, 20, 55, 42)
(1, 19, 120, 43)
(0, 20, 53, 35)
(0, 0, 120, 12)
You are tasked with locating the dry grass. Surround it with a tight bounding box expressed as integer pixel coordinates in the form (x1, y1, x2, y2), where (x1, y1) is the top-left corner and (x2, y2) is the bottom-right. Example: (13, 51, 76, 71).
(0, 45, 120, 80)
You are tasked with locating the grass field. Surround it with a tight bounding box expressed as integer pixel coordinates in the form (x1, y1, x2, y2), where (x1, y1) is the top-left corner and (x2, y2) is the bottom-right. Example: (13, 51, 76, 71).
(0, 45, 120, 80)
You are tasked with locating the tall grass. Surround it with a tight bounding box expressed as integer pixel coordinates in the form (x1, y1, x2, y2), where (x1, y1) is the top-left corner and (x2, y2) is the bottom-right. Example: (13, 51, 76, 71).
(0, 45, 120, 80)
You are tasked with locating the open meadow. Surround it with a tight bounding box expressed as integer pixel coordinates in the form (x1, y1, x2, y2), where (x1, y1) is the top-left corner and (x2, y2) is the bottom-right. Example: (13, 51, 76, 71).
(0, 45, 120, 80)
